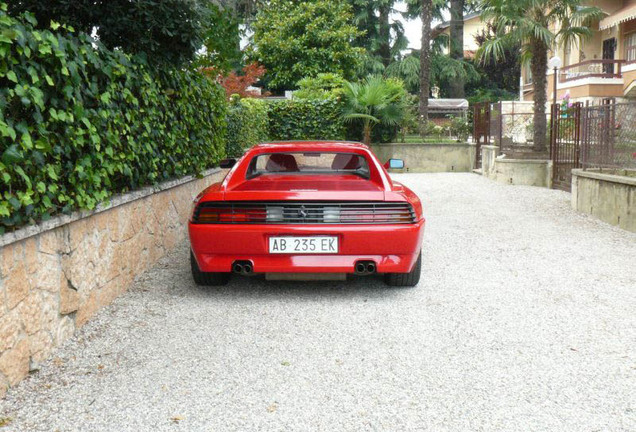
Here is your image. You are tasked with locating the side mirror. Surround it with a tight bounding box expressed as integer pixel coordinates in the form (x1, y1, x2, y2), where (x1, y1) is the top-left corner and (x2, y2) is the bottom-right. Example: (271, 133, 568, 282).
(219, 158, 236, 169)
(384, 158, 405, 169)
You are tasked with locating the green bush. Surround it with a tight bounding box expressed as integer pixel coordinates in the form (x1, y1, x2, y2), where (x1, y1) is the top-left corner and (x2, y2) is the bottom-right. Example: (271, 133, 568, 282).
(448, 115, 471, 142)
(0, 6, 226, 232)
(293, 73, 345, 101)
(267, 99, 345, 141)
(226, 97, 269, 157)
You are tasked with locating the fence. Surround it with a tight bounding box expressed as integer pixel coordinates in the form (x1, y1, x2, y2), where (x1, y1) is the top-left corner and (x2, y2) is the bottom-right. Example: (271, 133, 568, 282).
(473, 99, 636, 189)
(580, 101, 636, 170)
(472, 102, 490, 168)
(488, 101, 549, 155)
(550, 103, 583, 190)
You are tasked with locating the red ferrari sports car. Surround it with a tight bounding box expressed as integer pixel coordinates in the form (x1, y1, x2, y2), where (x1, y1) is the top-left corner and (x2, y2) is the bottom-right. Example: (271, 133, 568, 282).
(188, 141, 425, 286)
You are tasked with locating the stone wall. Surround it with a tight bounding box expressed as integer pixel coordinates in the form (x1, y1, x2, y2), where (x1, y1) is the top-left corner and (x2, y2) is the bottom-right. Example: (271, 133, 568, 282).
(480, 146, 552, 188)
(370, 143, 475, 173)
(0, 169, 224, 395)
(571, 169, 636, 232)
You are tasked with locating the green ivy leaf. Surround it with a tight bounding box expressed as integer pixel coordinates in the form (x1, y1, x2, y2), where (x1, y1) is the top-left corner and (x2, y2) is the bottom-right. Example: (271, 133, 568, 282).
(47, 166, 58, 181)
(2, 145, 23, 164)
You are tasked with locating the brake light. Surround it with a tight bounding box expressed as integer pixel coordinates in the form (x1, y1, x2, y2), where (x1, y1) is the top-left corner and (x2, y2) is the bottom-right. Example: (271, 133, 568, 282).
(194, 204, 266, 223)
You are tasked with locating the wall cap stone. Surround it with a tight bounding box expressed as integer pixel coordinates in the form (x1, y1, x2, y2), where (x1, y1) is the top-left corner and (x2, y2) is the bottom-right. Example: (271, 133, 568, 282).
(572, 169, 636, 186)
(482, 145, 499, 150)
(496, 159, 550, 164)
(378, 142, 472, 147)
(0, 168, 222, 248)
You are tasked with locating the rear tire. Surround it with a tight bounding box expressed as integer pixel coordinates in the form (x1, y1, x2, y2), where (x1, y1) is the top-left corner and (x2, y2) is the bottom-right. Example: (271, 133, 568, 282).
(384, 252, 421, 287)
(190, 251, 230, 286)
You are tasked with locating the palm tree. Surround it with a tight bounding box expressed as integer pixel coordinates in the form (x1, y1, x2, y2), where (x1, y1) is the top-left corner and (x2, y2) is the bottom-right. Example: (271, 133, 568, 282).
(419, 0, 433, 137)
(477, 0, 603, 152)
(342, 76, 406, 145)
(448, 0, 465, 98)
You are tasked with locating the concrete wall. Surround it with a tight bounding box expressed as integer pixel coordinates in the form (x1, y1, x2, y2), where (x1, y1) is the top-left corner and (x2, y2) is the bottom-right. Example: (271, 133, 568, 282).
(0, 169, 224, 395)
(572, 169, 636, 232)
(481, 145, 552, 187)
(370, 143, 474, 173)
(494, 159, 552, 187)
(481, 145, 498, 177)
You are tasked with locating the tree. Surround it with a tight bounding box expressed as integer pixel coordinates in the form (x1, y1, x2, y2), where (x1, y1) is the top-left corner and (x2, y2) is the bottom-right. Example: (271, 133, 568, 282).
(419, 0, 433, 137)
(342, 76, 407, 145)
(349, 0, 408, 71)
(405, 0, 480, 98)
(203, 62, 267, 99)
(448, 0, 465, 98)
(195, 4, 243, 73)
(8, 0, 213, 66)
(250, 0, 365, 91)
(385, 53, 421, 93)
(478, 0, 602, 152)
(467, 24, 521, 100)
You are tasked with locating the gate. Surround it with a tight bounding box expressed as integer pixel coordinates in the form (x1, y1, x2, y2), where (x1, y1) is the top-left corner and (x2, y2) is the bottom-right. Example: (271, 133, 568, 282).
(472, 102, 491, 168)
(550, 102, 582, 191)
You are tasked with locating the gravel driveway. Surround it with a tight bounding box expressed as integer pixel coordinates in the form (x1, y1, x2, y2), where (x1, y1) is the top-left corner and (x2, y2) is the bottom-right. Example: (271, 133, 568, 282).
(2, 173, 635, 431)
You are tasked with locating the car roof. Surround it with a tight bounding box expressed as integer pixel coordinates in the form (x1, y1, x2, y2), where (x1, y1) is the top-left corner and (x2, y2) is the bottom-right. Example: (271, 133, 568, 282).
(250, 141, 369, 152)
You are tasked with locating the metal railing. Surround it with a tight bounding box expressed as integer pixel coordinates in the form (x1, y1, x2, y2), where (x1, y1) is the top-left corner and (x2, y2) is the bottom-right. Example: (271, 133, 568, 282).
(559, 59, 625, 82)
(626, 45, 636, 63)
(580, 101, 636, 170)
(489, 101, 548, 155)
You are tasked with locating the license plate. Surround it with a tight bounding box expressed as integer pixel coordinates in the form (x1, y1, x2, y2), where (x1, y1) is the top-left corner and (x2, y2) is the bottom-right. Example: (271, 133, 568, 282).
(269, 236, 338, 254)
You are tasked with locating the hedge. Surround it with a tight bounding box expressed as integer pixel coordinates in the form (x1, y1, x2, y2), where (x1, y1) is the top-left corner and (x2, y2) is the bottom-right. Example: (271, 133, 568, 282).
(267, 99, 345, 141)
(0, 5, 226, 232)
(226, 97, 268, 157)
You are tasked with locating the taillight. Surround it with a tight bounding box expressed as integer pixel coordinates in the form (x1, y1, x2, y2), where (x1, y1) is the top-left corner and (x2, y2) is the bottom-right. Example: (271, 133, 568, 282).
(193, 204, 266, 223)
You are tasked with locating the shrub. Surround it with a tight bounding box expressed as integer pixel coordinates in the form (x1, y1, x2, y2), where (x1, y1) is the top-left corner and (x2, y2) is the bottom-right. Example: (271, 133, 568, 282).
(423, 121, 445, 136)
(226, 97, 269, 157)
(267, 99, 345, 141)
(294, 73, 345, 101)
(8, 0, 213, 66)
(448, 115, 471, 142)
(0, 7, 226, 232)
(342, 76, 407, 145)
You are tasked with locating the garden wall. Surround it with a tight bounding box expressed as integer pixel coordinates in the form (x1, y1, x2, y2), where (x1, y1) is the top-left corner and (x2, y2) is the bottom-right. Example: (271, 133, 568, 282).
(571, 169, 635, 232)
(0, 169, 224, 395)
(481, 146, 552, 187)
(371, 143, 475, 173)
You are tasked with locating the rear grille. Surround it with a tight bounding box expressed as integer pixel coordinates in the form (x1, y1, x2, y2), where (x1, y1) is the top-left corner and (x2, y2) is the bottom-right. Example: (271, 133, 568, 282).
(192, 201, 417, 224)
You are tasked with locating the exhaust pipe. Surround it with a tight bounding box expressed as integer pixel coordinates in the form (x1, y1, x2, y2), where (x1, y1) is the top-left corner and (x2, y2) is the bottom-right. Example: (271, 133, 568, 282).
(354, 261, 376, 275)
(232, 260, 254, 275)
(356, 262, 366, 274)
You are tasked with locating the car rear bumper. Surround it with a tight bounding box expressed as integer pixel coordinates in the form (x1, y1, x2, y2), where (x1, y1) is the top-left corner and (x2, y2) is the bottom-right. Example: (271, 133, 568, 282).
(188, 220, 425, 274)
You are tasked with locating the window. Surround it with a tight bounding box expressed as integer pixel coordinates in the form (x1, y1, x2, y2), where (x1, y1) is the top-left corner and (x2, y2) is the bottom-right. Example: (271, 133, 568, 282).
(246, 152, 370, 179)
(626, 32, 636, 62)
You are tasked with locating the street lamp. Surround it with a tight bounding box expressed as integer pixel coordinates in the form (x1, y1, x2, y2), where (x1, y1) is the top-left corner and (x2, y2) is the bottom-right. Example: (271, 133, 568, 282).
(548, 56, 563, 106)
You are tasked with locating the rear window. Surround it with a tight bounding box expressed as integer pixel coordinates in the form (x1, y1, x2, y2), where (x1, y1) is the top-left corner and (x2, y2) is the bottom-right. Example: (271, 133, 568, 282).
(246, 152, 370, 179)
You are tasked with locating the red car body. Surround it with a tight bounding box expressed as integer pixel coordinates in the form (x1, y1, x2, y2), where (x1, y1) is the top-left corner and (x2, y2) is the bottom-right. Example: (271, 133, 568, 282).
(188, 141, 425, 285)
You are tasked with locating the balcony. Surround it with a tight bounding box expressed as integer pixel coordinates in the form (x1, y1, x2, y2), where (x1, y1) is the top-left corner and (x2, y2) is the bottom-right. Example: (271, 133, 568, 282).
(559, 59, 625, 83)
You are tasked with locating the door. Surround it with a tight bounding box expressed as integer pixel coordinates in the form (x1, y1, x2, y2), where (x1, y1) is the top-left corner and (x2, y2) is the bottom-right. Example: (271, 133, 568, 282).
(602, 38, 616, 75)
